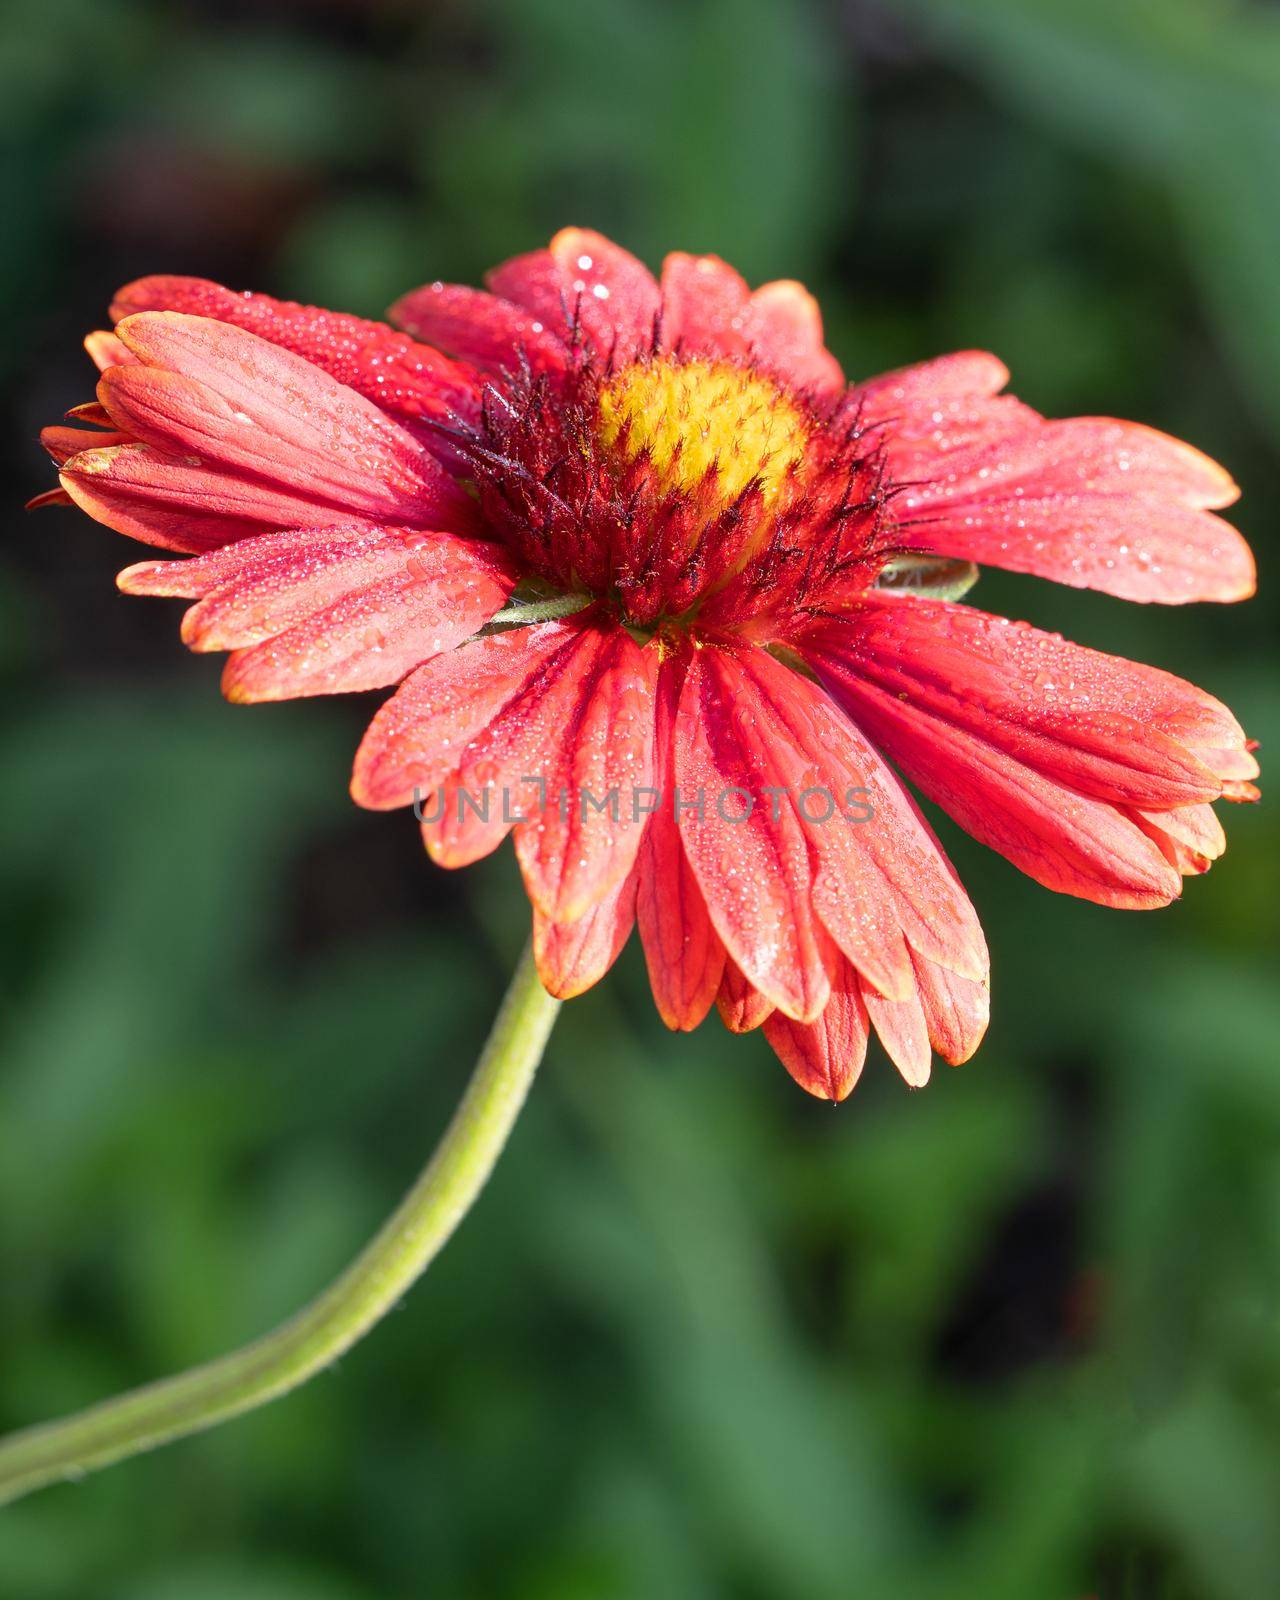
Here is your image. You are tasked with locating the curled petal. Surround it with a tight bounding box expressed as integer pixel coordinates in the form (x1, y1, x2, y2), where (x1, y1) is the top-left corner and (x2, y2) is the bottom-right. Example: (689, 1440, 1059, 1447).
(763, 957, 868, 1101)
(61, 443, 321, 553)
(85, 330, 135, 371)
(852, 948, 989, 1090)
(1130, 802, 1227, 877)
(533, 871, 638, 1000)
(65, 311, 478, 555)
(42, 424, 134, 465)
(111, 275, 480, 433)
(105, 312, 471, 529)
(67, 401, 118, 426)
(860, 974, 932, 1088)
(759, 934, 987, 1101)
(910, 952, 990, 1067)
(717, 958, 776, 1034)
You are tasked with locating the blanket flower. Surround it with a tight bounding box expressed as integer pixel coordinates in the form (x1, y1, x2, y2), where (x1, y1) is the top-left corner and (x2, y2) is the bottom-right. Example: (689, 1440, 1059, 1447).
(39, 228, 1258, 1100)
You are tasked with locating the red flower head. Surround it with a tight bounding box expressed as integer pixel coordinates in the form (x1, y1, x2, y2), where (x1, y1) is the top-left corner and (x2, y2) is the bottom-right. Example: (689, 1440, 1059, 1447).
(39, 229, 1259, 1100)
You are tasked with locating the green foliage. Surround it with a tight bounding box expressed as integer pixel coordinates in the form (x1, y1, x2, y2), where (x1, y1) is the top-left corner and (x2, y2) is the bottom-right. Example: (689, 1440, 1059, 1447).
(2, 0, 1277, 1595)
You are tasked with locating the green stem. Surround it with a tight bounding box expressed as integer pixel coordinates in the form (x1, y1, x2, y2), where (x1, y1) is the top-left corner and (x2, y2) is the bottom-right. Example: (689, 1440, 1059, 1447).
(0, 939, 560, 1509)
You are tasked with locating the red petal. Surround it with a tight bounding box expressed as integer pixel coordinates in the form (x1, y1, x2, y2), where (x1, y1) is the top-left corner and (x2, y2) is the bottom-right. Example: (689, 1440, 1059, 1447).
(533, 871, 638, 1000)
(389, 282, 568, 376)
(1208, 745, 1261, 783)
(200, 528, 509, 653)
(61, 444, 326, 553)
(806, 597, 1229, 809)
(768, 941, 988, 1100)
(911, 415, 1238, 511)
(888, 420, 1244, 607)
(763, 957, 868, 1101)
(42, 424, 134, 465)
(120, 526, 511, 700)
(909, 950, 990, 1067)
(675, 647, 833, 1022)
(547, 228, 661, 358)
(802, 600, 1255, 905)
(1130, 802, 1226, 877)
(852, 354, 1250, 603)
(351, 619, 584, 811)
(739, 280, 844, 395)
(901, 494, 1252, 605)
(486, 229, 660, 366)
(147, 527, 513, 701)
(807, 627, 1183, 909)
(119, 523, 424, 606)
(111, 276, 480, 433)
(860, 973, 932, 1088)
(659, 258, 844, 393)
(658, 253, 750, 356)
(850, 351, 1033, 473)
(104, 313, 470, 529)
(85, 330, 134, 370)
(716, 956, 776, 1033)
(681, 645, 987, 1012)
(354, 617, 659, 919)
(415, 789, 509, 869)
(635, 655, 725, 1030)
(512, 623, 659, 921)
(26, 488, 73, 511)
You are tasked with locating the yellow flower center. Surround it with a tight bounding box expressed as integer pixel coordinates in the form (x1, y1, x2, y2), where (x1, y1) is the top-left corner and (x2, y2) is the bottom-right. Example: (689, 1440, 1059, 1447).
(597, 358, 807, 506)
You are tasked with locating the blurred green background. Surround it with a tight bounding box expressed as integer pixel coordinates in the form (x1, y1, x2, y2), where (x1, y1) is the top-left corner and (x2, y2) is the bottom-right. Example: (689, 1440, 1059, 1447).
(2, 1, 1278, 1596)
